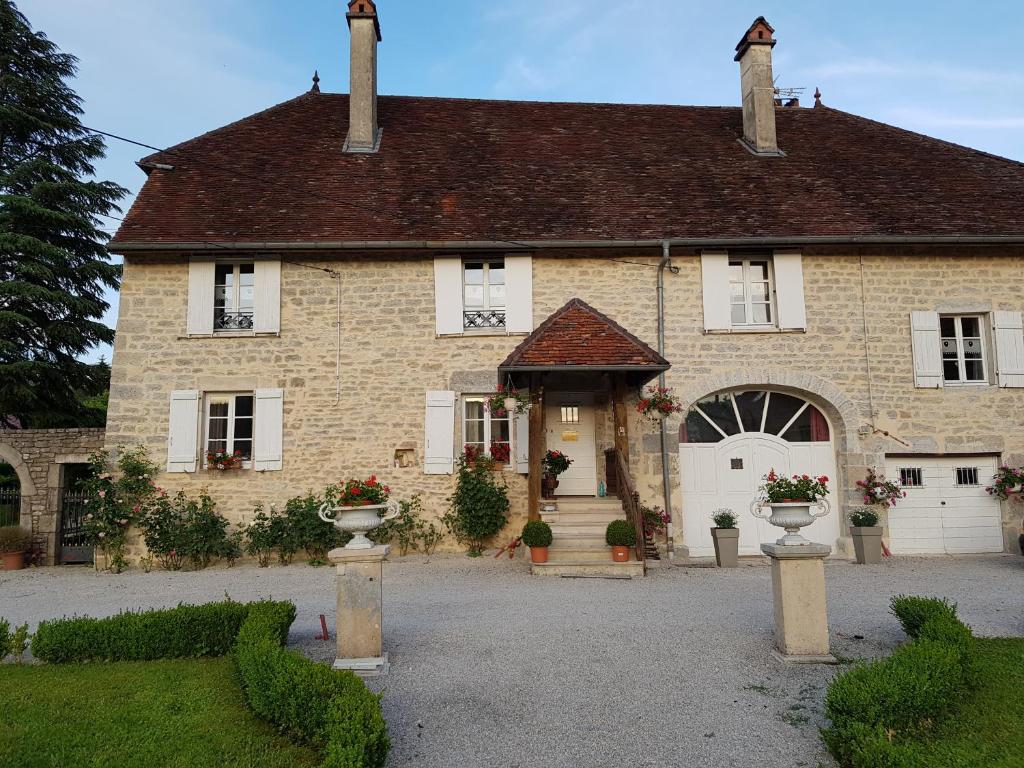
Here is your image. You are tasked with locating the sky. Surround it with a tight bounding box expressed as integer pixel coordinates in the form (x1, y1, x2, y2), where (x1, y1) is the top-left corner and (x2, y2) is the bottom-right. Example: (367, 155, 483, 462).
(16, 0, 1024, 363)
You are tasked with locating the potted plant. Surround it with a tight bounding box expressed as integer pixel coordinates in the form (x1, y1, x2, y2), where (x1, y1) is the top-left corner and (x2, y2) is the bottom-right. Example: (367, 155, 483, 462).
(486, 384, 531, 417)
(206, 448, 243, 470)
(521, 520, 553, 564)
(320, 476, 399, 550)
(986, 465, 1024, 501)
(636, 386, 684, 424)
(489, 441, 511, 465)
(541, 450, 572, 499)
(710, 508, 739, 567)
(856, 467, 905, 508)
(605, 519, 636, 562)
(751, 469, 831, 545)
(848, 506, 883, 564)
(0, 526, 31, 571)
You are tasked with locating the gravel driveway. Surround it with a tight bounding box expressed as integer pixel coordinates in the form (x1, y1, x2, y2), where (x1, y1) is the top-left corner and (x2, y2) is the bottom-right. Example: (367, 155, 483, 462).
(2, 553, 1022, 767)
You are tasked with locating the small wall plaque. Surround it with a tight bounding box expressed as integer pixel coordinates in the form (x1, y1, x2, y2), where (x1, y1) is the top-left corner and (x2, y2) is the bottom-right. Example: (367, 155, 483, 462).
(561, 431, 580, 442)
(731, 458, 744, 470)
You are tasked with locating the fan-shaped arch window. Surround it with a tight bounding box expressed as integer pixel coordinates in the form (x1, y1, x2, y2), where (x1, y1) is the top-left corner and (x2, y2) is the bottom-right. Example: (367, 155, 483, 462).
(681, 390, 830, 444)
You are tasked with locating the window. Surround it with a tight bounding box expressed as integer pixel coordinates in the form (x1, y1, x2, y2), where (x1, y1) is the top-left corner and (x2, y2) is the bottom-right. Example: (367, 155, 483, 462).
(955, 467, 980, 487)
(205, 393, 254, 465)
(560, 406, 580, 424)
(463, 259, 506, 330)
(899, 468, 923, 487)
(214, 262, 255, 331)
(463, 396, 511, 463)
(681, 390, 830, 444)
(940, 315, 987, 384)
(729, 258, 774, 326)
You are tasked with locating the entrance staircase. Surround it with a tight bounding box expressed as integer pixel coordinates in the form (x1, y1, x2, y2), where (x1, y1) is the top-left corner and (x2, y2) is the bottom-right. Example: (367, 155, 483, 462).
(531, 497, 645, 578)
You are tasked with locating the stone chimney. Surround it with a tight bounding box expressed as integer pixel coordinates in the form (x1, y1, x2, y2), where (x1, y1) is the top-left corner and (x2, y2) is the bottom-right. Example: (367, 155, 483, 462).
(734, 16, 780, 155)
(345, 0, 382, 153)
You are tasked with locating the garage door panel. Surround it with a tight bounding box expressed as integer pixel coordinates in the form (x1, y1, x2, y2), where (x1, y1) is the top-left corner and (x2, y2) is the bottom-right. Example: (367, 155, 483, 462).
(885, 457, 1003, 555)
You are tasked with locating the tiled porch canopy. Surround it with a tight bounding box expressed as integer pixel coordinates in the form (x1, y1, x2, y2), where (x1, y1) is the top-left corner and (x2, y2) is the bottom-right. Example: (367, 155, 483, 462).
(498, 298, 669, 385)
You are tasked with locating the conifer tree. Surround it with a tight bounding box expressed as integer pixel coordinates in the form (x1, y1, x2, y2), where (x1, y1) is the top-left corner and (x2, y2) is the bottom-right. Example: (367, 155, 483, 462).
(0, 0, 124, 428)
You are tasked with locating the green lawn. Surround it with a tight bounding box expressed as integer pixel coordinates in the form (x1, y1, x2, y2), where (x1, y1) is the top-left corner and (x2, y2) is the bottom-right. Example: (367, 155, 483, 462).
(896, 637, 1024, 767)
(0, 657, 320, 768)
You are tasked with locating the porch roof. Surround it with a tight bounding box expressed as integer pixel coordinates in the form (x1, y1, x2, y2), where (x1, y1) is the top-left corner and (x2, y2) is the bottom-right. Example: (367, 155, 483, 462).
(498, 299, 669, 382)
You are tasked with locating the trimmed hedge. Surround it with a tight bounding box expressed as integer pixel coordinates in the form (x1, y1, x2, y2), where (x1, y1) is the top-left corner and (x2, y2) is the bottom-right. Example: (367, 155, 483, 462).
(233, 603, 389, 768)
(823, 599, 976, 768)
(890, 595, 958, 639)
(31, 600, 254, 663)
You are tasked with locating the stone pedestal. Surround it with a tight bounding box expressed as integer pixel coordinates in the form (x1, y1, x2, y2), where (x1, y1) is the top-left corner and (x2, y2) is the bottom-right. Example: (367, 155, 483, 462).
(760, 543, 835, 664)
(327, 544, 390, 677)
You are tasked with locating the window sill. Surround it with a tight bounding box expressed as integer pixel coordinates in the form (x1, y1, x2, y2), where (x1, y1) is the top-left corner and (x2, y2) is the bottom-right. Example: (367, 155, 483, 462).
(941, 382, 992, 389)
(703, 327, 806, 335)
(180, 332, 280, 339)
(437, 330, 529, 339)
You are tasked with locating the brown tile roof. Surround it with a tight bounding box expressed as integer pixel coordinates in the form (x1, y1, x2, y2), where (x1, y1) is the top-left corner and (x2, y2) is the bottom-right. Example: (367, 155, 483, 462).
(111, 93, 1024, 248)
(499, 299, 669, 371)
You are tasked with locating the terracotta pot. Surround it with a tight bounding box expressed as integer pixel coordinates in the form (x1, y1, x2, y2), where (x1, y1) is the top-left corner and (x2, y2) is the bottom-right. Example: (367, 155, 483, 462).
(2, 550, 25, 571)
(611, 545, 630, 562)
(711, 527, 739, 567)
(530, 546, 549, 564)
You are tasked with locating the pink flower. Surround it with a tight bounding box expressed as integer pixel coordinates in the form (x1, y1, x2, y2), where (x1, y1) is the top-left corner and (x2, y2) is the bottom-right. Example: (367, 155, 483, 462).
(98, 490, 106, 498)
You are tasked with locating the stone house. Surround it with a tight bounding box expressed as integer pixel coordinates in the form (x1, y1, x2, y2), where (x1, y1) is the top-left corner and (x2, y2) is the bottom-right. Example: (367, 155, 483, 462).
(105, 5, 1024, 572)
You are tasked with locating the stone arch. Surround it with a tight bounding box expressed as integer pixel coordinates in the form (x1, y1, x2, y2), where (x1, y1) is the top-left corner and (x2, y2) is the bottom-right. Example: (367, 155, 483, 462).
(678, 369, 865, 454)
(0, 441, 36, 497)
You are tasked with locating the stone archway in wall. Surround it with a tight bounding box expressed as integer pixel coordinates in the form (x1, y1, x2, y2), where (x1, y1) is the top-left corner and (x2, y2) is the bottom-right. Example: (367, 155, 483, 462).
(0, 441, 36, 526)
(674, 371, 867, 558)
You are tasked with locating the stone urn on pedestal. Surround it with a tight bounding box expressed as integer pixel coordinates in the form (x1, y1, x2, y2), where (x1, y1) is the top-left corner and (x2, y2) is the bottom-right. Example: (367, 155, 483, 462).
(750, 499, 831, 546)
(318, 499, 400, 550)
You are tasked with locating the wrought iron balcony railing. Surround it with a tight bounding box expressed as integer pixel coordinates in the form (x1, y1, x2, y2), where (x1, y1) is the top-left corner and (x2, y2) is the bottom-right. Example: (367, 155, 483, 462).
(463, 310, 506, 330)
(214, 311, 255, 331)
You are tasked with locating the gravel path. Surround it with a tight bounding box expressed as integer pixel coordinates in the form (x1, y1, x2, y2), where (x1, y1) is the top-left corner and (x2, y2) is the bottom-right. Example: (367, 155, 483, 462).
(2, 553, 1022, 767)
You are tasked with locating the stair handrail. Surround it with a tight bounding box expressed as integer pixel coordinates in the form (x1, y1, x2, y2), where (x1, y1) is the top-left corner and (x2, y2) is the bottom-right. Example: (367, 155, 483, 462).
(612, 448, 646, 568)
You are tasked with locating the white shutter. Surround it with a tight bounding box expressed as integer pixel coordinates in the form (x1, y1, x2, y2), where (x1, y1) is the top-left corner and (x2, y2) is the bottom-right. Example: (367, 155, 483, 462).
(253, 260, 281, 334)
(504, 254, 533, 333)
(253, 389, 284, 471)
(993, 310, 1024, 388)
(424, 390, 456, 475)
(700, 251, 731, 331)
(186, 259, 215, 336)
(773, 250, 807, 331)
(167, 390, 200, 473)
(515, 400, 530, 474)
(433, 258, 464, 335)
(910, 311, 943, 388)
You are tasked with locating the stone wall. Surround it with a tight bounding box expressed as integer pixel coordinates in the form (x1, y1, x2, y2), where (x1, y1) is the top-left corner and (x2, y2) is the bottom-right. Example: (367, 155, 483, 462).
(105, 247, 1024, 555)
(0, 428, 106, 564)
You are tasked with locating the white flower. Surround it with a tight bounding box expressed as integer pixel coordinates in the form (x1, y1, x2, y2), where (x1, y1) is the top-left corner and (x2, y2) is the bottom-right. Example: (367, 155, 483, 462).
(98, 532, 106, 539)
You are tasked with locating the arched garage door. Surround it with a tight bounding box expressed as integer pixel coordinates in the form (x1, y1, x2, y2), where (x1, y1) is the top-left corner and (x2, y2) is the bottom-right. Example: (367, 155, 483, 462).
(679, 390, 840, 557)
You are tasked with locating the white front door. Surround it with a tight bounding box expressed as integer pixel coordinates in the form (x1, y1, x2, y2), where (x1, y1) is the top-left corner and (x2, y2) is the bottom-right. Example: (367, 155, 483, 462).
(884, 456, 1004, 554)
(545, 394, 597, 496)
(680, 434, 839, 556)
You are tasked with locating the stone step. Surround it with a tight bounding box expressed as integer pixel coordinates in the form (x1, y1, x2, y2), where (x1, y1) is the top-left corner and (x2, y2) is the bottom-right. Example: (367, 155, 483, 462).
(547, 542, 621, 562)
(547, 497, 623, 509)
(531, 560, 645, 579)
(543, 509, 624, 522)
(549, 522, 615, 537)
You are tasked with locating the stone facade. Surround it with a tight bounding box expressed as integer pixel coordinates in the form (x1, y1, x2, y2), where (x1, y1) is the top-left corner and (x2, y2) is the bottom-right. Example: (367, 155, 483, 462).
(104, 247, 1024, 555)
(0, 428, 106, 564)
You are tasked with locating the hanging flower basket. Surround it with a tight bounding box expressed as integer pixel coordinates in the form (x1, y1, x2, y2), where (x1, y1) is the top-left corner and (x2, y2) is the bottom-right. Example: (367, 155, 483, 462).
(855, 467, 906, 507)
(486, 384, 531, 417)
(636, 386, 683, 423)
(986, 465, 1024, 501)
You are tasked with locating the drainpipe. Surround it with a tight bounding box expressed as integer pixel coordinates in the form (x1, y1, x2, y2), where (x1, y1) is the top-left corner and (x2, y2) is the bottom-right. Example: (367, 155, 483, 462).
(657, 240, 677, 561)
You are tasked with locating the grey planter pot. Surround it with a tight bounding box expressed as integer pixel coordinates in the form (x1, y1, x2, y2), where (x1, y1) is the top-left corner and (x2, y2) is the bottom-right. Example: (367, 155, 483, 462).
(851, 526, 883, 564)
(711, 528, 739, 568)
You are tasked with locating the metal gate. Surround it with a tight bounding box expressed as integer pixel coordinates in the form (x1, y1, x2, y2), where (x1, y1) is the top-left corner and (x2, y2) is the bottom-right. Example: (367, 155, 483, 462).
(0, 487, 19, 527)
(59, 490, 93, 564)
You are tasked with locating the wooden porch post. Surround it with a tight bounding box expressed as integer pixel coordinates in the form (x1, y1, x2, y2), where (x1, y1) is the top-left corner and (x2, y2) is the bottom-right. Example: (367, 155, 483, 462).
(527, 375, 543, 521)
(612, 375, 630, 464)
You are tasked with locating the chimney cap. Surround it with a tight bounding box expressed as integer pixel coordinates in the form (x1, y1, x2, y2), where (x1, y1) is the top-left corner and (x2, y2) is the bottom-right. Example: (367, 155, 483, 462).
(734, 16, 775, 61)
(347, 0, 382, 42)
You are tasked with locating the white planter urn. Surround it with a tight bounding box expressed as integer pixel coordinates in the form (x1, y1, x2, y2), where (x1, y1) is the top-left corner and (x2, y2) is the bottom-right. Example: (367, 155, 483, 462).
(503, 396, 518, 414)
(319, 499, 400, 550)
(750, 499, 830, 546)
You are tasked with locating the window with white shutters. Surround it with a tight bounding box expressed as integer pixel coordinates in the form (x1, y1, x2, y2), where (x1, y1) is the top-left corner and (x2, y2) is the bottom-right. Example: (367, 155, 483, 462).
(187, 258, 280, 336)
(204, 393, 254, 466)
(940, 315, 987, 385)
(701, 250, 806, 332)
(434, 255, 532, 335)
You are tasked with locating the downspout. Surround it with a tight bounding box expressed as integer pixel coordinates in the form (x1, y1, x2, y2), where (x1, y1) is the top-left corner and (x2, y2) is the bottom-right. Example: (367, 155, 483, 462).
(657, 241, 677, 561)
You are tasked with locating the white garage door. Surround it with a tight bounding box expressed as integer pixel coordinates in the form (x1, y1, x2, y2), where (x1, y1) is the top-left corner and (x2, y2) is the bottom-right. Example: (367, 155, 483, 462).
(679, 390, 840, 557)
(884, 456, 1004, 554)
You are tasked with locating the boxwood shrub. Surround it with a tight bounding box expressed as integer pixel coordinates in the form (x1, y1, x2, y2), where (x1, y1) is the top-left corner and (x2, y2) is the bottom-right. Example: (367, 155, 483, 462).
(31, 600, 256, 663)
(605, 519, 636, 547)
(521, 520, 552, 548)
(890, 595, 958, 639)
(822, 597, 976, 768)
(233, 603, 389, 768)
